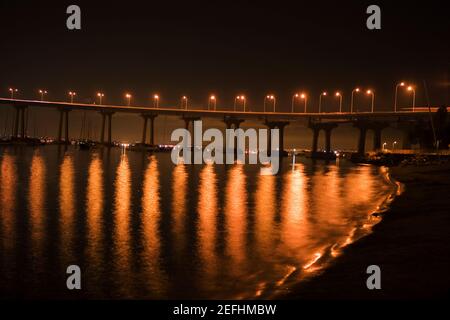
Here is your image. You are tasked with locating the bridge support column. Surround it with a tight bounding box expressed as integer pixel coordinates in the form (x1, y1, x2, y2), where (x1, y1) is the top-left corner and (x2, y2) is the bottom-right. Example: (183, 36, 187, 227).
(311, 127, 320, 153)
(182, 116, 201, 163)
(308, 121, 338, 156)
(64, 110, 70, 143)
(20, 107, 26, 138)
(99, 111, 114, 146)
(56, 108, 71, 144)
(13, 107, 20, 138)
(265, 120, 289, 156)
(354, 120, 389, 154)
(141, 113, 157, 145)
(107, 113, 113, 146)
(149, 114, 157, 146)
(57, 109, 64, 142)
(12, 105, 27, 139)
(357, 127, 367, 155)
(100, 112, 106, 144)
(325, 127, 333, 153)
(141, 116, 148, 144)
(224, 117, 245, 158)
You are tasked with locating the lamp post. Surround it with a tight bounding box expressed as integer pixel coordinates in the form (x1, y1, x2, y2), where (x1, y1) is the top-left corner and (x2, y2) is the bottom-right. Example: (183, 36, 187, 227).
(234, 95, 245, 111)
(335, 92, 342, 113)
(181, 96, 188, 110)
(8, 88, 18, 99)
(68, 91, 76, 103)
(319, 92, 327, 113)
(241, 95, 246, 112)
(97, 92, 105, 105)
(153, 94, 159, 108)
(291, 93, 299, 112)
(392, 141, 397, 151)
(125, 93, 132, 106)
(394, 82, 405, 112)
(366, 90, 374, 113)
(382, 142, 387, 152)
(264, 95, 275, 112)
(38, 89, 47, 101)
(208, 95, 216, 110)
(350, 88, 360, 113)
(407, 86, 416, 112)
(301, 93, 307, 113)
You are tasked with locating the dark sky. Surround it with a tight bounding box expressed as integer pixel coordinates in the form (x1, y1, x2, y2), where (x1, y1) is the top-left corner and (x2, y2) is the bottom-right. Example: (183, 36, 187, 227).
(1, 0, 448, 111)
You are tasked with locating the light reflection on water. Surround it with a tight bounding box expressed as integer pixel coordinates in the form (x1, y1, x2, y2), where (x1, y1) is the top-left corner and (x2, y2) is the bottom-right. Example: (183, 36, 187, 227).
(0, 146, 394, 299)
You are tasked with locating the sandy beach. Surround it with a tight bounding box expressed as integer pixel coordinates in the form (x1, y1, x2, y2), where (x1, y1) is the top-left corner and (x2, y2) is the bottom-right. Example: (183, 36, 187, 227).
(283, 163, 450, 299)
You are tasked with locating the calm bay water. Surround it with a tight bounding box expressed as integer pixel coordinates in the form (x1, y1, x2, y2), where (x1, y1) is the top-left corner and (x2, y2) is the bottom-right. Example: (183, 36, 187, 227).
(0, 145, 393, 299)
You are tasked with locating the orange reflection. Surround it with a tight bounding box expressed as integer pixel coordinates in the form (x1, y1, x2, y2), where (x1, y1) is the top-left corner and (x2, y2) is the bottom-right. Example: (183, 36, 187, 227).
(172, 164, 187, 256)
(86, 154, 104, 267)
(29, 150, 46, 259)
(197, 164, 218, 282)
(254, 171, 276, 258)
(311, 165, 342, 227)
(113, 154, 132, 294)
(344, 165, 374, 205)
(280, 165, 309, 258)
(59, 154, 75, 263)
(0, 153, 17, 251)
(224, 165, 247, 272)
(141, 156, 166, 296)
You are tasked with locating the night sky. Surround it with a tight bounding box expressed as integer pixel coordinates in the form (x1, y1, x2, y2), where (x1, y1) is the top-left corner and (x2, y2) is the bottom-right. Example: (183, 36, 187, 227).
(0, 1, 449, 147)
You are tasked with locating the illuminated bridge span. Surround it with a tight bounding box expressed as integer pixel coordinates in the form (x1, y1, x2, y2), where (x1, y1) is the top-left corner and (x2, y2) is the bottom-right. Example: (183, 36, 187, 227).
(0, 98, 446, 155)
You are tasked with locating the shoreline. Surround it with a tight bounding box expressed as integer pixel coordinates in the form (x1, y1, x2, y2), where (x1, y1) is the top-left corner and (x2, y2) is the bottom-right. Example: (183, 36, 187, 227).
(280, 163, 450, 299)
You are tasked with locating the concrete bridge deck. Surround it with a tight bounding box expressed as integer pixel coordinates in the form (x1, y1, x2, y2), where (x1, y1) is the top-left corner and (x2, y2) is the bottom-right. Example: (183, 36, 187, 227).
(1, 98, 447, 156)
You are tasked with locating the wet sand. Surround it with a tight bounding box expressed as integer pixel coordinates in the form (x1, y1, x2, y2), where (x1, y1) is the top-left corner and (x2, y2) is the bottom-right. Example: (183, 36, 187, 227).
(283, 163, 450, 299)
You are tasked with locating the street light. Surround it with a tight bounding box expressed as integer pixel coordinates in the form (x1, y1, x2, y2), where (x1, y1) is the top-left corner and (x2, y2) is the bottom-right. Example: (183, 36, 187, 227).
(153, 94, 159, 108)
(68, 91, 76, 103)
(208, 95, 216, 110)
(234, 95, 245, 111)
(407, 86, 416, 112)
(335, 92, 342, 113)
(97, 92, 105, 105)
(264, 95, 276, 112)
(392, 141, 397, 151)
(366, 90, 375, 113)
(382, 142, 387, 151)
(300, 93, 307, 113)
(38, 89, 47, 101)
(291, 93, 299, 112)
(8, 88, 18, 99)
(181, 96, 188, 110)
(350, 88, 360, 113)
(125, 93, 132, 106)
(319, 92, 327, 113)
(394, 82, 405, 112)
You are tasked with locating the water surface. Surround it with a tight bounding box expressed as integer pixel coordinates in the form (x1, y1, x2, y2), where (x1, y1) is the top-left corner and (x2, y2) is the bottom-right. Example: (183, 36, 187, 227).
(0, 145, 393, 299)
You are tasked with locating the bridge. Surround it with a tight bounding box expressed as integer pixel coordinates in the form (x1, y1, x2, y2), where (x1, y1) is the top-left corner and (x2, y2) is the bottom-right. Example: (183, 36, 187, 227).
(0, 98, 446, 155)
